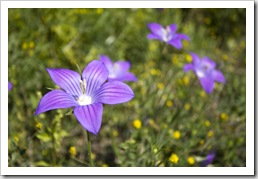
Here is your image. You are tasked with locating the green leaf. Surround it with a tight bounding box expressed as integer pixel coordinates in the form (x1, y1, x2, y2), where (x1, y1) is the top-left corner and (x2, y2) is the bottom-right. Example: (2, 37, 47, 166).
(36, 133, 51, 142)
(34, 161, 50, 167)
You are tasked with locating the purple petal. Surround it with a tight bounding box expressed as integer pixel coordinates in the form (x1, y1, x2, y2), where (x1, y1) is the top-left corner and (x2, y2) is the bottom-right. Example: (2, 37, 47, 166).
(35, 90, 78, 115)
(93, 81, 134, 104)
(199, 77, 214, 94)
(82, 60, 109, 96)
(99, 55, 113, 72)
(202, 57, 216, 69)
(169, 24, 177, 33)
(183, 64, 194, 72)
(212, 70, 226, 83)
(74, 103, 103, 135)
(147, 33, 161, 40)
(113, 61, 130, 72)
(120, 72, 138, 82)
(176, 33, 190, 41)
(168, 39, 183, 49)
(147, 23, 165, 38)
(8, 81, 12, 91)
(47, 68, 82, 97)
(190, 52, 201, 65)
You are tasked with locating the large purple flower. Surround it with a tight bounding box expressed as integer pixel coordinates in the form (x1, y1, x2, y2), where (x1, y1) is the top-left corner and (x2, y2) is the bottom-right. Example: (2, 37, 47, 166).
(8, 81, 12, 91)
(99, 55, 137, 82)
(35, 60, 134, 135)
(183, 53, 226, 94)
(147, 23, 190, 49)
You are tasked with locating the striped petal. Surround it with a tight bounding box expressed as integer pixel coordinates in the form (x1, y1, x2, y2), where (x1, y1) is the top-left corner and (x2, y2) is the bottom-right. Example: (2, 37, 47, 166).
(74, 103, 103, 135)
(82, 60, 109, 96)
(35, 90, 78, 115)
(93, 81, 134, 104)
(47, 68, 82, 97)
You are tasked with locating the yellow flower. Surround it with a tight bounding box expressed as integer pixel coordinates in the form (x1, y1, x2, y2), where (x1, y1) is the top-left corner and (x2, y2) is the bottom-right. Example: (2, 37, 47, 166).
(184, 103, 191, 111)
(199, 90, 207, 98)
(183, 76, 190, 86)
(166, 100, 173, 107)
(169, 153, 179, 164)
(173, 130, 181, 140)
(29, 41, 35, 49)
(112, 130, 119, 137)
(101, 163, 109, 167)
(220, 113, 228, 121)
(187, 156, 195, 165)
(35, 122, 42, 130)
(22, 42, 28, 50)
(172, 56, 179, 65)
(199, 139, 205, 145)
(150, 68, 158, 76)
(207, 130, 214, 138)
(96, 8, 104, 14)
(205, 120, 211, 127)
(69, 146, 77, 157)
(185, 54, 192, 63)
(133, 119, 142, 129)
(13, 136, 19, 143)
(222, 54, 228, 61)
(91, 153, 96, 160)
(157, 82, 164, 90)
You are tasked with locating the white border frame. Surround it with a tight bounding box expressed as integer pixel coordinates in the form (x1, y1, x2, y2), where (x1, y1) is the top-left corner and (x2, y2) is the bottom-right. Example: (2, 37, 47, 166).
(1, 0, 254, 175)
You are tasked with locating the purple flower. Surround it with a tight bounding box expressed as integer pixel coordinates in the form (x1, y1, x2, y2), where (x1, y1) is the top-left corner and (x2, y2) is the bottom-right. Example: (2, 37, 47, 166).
(99, 55, 137, 82)
(183, 53, 226, 94)
(35, 60, 134, 135)
(8, 81, 12, 91)
(147, 23, 190, 49)
(200, 150, 216, 167)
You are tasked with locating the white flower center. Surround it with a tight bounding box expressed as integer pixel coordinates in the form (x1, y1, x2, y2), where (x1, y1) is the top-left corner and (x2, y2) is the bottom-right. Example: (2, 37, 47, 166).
(77, 95, 92, 106)
(77, 78, 92, 105)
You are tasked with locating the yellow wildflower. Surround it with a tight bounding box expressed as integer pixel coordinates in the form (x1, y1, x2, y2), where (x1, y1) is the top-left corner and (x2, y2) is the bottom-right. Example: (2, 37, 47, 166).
(29, 41, 35, 49)
(199, 90, 207, 98)
(199, 139, 205, 145)
(35, 122, 42, 130)
(173, 130, 181, 140)
(205, 120, 211, 127)
(169, 153, 179, 164)
(187, 156, 195, 165)
(166, 100, 173, 107)
(185, 54, 192, 63)
(183, 76, 190, 86)
(207, 130, 214, 138)
(157, 82, 164, 90)
(220, 113, 228, 121)
(112, 130, 119, 137)
(101, 163, 109, 167)
(133, 119, 142, 129)
(69, 146, 77, 157)
(22, 42, 28, 50)
(96, 8, 104, 14)
(184, 103, 191, 111)
(13, 136, 19, 143)
(222, 54, 228, 61)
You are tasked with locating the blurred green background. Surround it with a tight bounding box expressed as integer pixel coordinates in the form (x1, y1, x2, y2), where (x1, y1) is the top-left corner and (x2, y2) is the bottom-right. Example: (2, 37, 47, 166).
(8, 8, 246, 167)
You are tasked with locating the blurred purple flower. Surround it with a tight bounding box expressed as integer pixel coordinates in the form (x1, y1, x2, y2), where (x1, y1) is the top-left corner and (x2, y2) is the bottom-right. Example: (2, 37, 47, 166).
(35, 60, 134, 135)
(8, 81, 12, 91)
(99, 55, 137, 82)
(200, 150, 216, 167)
(183, 53, 226, 94)
(147, 23, 190, 49)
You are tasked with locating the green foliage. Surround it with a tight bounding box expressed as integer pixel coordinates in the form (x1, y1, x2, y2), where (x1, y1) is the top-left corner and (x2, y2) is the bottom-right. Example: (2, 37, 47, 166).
(8, 8, 246, 167)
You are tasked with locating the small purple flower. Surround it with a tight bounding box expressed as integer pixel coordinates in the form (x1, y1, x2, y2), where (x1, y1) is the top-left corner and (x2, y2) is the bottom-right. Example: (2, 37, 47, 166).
(147, 23, 190, 49)
(99, 55, 137, 82)
(8, 81, 12, 91)
(35, 60, 134, 135)
(183, 53, 226, 94)
(200, 150, 216, 167)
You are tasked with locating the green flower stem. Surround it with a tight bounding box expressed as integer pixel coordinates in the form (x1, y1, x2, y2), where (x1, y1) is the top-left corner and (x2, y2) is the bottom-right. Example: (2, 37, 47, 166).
(86, 130, 94, 167)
